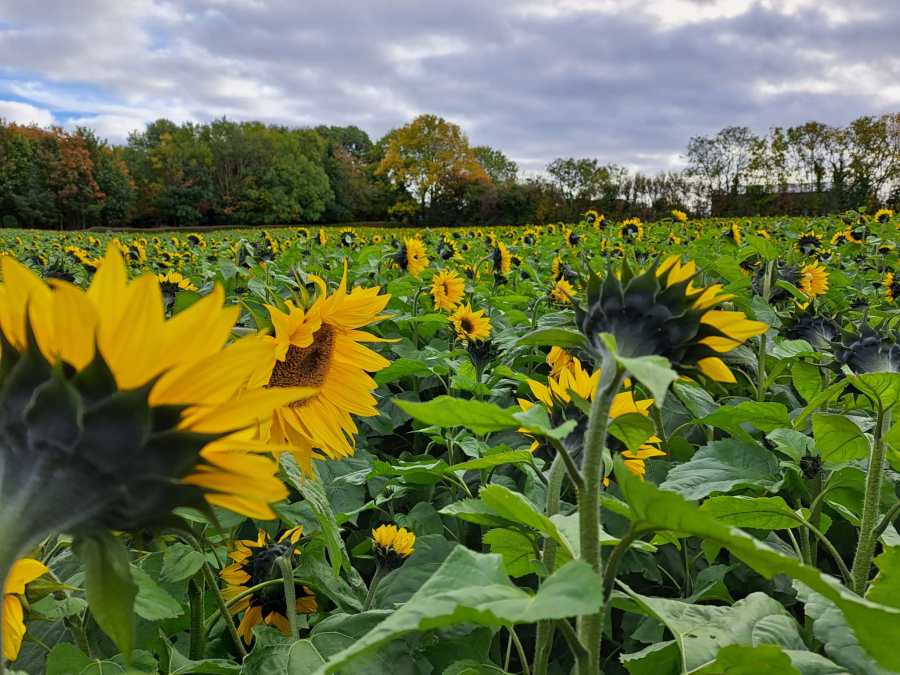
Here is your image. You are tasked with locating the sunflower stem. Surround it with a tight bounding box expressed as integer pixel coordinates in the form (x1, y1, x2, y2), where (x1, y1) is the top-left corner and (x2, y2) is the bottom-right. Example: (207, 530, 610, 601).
(577, 357, 626, 675)
(534, 456, 566, 675)
(188, 575, 207, 659)
(850, 407, 891, 595)
(363, 561, 389, 611)
(756, 260, 773, 402)
(277, 555, 299, 640)
(201, 560, 247, 660)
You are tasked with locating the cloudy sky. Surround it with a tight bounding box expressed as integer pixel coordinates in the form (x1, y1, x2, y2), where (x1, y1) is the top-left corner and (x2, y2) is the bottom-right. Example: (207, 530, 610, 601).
(0, 0, 897, 173)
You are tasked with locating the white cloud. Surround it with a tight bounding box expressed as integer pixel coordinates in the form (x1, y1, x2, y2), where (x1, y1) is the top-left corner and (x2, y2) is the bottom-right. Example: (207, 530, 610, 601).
(0, 99, 54, 126)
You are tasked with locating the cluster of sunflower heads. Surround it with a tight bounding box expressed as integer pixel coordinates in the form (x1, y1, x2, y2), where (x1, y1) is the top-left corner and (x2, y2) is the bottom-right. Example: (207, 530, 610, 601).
(576, 255, 766, 382)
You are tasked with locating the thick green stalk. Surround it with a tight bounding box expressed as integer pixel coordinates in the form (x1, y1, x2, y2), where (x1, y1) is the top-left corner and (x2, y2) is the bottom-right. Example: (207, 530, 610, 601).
(201, 561, 247, 659)
(534, 456, 566, 675)
(188, 576, 207, 659)
(577, 359, 626, 675)
(277, 555, 299, 640)
(850, 408, 891, 595)
(363, 562, 389, 611)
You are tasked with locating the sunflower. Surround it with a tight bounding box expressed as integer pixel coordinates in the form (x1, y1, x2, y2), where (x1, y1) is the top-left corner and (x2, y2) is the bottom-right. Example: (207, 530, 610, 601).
(831, 228, 861, 246)
(551, 278, 576, 305)
(450, 303, 491, 342)
(672, 209, 688, 223)
(756, 228, 771, 240)
(885, 272, 900, 303)
(339, 227, 357, 247)
(493, 241, 511, 276)
(517, 357, 664, 479)
(583, 209, 602, 227)
(836, 324, 900, 374)
(256, 265, 391, 475)
(620, 218, 643, 241)
(318, 228, 328, 246)
(667, 233, 683, 246)
(578, 255, 767, 382)
(0, 246, 313, 594)
(3, 558, 47, 662)
(796, 231, 823, 256)
(221, 527, 317, 645)
(799, 262, 829, 302)
(186, 233, 207, 249)
(372, 524, 416, 567)
(724, 222, 742, 246)
(874, 208, 894, 224)
(431, 269, 465, 312)
(437, 237, 459, 261)
(394, 238, 429, 278)
(565, 229, 581, 248)
(546, 346, 573, 377)
(157, 271, 198, 302)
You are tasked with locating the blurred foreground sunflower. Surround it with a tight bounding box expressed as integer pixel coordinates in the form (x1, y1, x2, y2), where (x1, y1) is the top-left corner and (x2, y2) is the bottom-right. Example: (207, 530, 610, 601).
(578, 255, 767, 382)
(3, 558, 47, 662)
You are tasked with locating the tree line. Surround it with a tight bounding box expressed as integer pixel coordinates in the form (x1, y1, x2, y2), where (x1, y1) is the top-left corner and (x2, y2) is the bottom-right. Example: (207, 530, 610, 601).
(1, 112, 898, 229)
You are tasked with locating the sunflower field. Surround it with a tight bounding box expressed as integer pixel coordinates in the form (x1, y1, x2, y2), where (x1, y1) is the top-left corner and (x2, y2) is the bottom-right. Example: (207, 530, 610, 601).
(1, 209, 900, 675)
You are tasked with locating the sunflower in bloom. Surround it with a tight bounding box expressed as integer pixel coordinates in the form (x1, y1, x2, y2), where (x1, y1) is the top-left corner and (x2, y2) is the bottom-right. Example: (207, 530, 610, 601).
(724, 222, 742, 246)
(0, 246, 312, 574)
(255, 265, 391, 475)
(620, 218, 643, 242)
(551, 278, 576, 305)
(186, 233, 207, 249)
(884, 272, 900, 303)
(394, 238, 429, 278)
(3, 559, 48, 662)
(517, 357, 665, 479)
(339, 227, 357, 247)
(796, 231, 823, 256)
(431, 269, 465, 312)
(450, 303, 492, 342)
(493, 241, 512, 276)
(546, 346, 573, 377)
(831, 228, 861, 246)
(221, 527, 317, 645)
(578, 255, 767, 383)
(157, 271, 198, 306)
(799, 262, 829, 302)
(583, 209, 603, 228)
(318, 228, 328, 246)
(372, 524, 416, 566)
(564, 229, 581, 249)
(672, 209, 688, 223)
(874, 208, 894, 224)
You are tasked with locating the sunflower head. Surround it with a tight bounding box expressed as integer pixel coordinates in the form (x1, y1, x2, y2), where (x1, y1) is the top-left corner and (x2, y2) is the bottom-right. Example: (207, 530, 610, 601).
(785, 313, 839, 351)
(546, 346, 574, 377)
(450, 303, 492, 342)
(372, 524, 416, 567)
(493, 241, 511, 276)
(672, 209, 688, 223)
(339, 227, 357, 247)
(431, 269, 465, 312)
(875, 208, 894, 224)
(221, 527, 317, 645)
(885, 272, 900, 304)
(3, 558, 49, 662)
(724, 222, 742, 246)
(565, 229, 581, 248)
(836, 323, 900, 374)
(394, 238, 429, 278)
(577, 255, 766, 382)
(799, 262, 829, 303)
(796, 231, 823, 256)
(583, 209, 602, 227)
(620, 218, 643, 241)
(551, 278, 576, 305)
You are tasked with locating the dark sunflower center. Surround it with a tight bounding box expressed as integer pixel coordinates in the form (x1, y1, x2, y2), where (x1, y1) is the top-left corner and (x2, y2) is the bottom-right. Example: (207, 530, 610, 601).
(267, 324, 336, 406)
(460, 317, 475, 334)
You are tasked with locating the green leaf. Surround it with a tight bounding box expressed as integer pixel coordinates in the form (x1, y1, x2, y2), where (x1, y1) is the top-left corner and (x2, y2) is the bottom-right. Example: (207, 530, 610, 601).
(72, 531, 137, 659)
(621, 641, 681, 675)
(867, 546, 900, 610)
(609, 413, 656, 453)
(130, 565, 183, 621)
(449, 450, 535, 473)
(614, 459, 900, 672)
(791, 361, 823, 403)
(372, 535, 457, 609)
(703, 401, 790, 434)
(159, 543, 205, 583)
(513, 405, 577, 440)
(766, 428, 815, 462)
(317, 548, 603, 673)
(812, 413, 870, 462)
(394, 396, 520, 435)
(515, 327, 587, 348)
(660, 438, 782, 500)
(852, 372, 900, 411)
(479, 484, 565, 549)
(614, 353, 678, 408)
(699, 496, 802, 530)
(374, 358, 432, 385)
(287, 639, 327, 674)
(693, 645, 800, 674)
(46, 645, 92, 675)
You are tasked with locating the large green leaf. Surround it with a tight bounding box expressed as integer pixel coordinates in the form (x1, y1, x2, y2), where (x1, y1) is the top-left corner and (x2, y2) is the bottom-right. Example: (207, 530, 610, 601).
(693, 645, 800, 674)
(316, 548, 603, 673)
(614, 353, 678, 408)
(703, 401, 790, 434)
(699, 496, 802, 530)
(72, 531, 137, 658)
(130, 564, 183, 621)
(393, 396, 520, 435)
(812, 414, 870, 462)
(515, 327, 587, 348)
(866, 546, 900, 610)
(613, 460, 900, 671)
(659, 438, 782, 500)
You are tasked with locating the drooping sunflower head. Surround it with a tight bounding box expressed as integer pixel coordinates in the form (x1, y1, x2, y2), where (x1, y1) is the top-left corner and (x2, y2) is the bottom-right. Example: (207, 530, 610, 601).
(672, 209, 688, 223)
(836, 322, 900, 374)
(550, 278, 576, 305)
(578, 255, 767, 382)
(394, 238, 429, 278)
(431, 269, 465, 312)
(492, 241, 511, 276)
(785, 313, 840, 351)
(796, 231, 823, 256)
(221, 527, 317, 645)
(885, 272, 900, 304)
(372, 524, 416, 567)
(450, 303, 492, 343)
(261, 265, 391, 475)
(0, 247, 309, 546)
